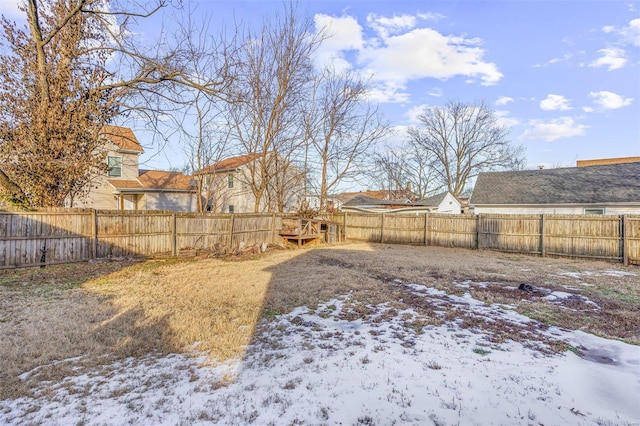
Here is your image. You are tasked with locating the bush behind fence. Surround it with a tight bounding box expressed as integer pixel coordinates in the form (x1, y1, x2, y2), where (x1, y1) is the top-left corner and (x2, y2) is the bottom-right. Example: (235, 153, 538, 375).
(1, 210, 638, 268)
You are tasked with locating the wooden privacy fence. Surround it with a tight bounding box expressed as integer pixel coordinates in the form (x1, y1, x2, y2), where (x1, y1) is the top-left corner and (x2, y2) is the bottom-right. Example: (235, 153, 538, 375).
(0, 210, 285, 269)
(2, 210, 639, 268)
(329, 212, 640, 266)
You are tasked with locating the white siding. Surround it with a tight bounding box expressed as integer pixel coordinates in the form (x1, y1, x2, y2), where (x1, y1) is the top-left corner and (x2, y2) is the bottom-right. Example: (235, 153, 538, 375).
(141, 193, 197, 212)
(473, 205, 640, 215)
(437, 193, 462, 214)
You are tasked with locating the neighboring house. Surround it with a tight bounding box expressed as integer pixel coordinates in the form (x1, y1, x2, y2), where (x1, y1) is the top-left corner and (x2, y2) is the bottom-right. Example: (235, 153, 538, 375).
(341, 191, 460, 214)
(470, 163, 640, 215)
(334, 189, 414, 210)
(414, 191, 462, 214)
(195, 153, 305, 213)
(70, 126, 197, 211)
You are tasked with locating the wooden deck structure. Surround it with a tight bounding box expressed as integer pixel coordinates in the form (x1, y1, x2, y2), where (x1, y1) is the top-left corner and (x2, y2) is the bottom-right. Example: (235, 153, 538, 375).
(279, 217, 341, 247)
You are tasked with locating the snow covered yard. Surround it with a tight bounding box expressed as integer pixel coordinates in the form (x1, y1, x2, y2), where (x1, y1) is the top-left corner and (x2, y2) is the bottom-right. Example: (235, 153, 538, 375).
(1, 244, 639, 425)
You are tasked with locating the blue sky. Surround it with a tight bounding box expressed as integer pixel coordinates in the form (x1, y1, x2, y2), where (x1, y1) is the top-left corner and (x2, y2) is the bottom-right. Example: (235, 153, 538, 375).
(2, 0, 639, 173)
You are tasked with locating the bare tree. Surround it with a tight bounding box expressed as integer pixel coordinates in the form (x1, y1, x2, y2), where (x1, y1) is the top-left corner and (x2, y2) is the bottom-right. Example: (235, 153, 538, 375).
(0, 0, 229, 208)
(407, 100, 525, 196)
(371, 141, 440, 200)
(304, 68, 390, 211)
(224, 3, 323, 212)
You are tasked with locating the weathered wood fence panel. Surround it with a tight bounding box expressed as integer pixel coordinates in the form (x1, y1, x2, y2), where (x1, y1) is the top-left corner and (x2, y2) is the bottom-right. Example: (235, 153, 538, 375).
(623, 215, 640, 266)
(381, 214, 425, 244)
(544, 215, 621, 261)
(96, 211, 173, 258)
(0, 211, 92, 268)
(175, 214, 233, 252)
(429, 214, 477, 248)
(337, 212, 638, 265)
(230, 214, 281, 248)
(478, 214, 542, 254)
(345, 213, 382, 242)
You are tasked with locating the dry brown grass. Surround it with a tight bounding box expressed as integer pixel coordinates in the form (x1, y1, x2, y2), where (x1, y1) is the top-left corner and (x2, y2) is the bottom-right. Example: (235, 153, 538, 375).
(1, 242, 638, 400)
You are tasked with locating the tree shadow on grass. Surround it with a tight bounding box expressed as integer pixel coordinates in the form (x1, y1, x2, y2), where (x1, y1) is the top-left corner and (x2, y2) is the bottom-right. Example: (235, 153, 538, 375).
(0, 261, 181, 400)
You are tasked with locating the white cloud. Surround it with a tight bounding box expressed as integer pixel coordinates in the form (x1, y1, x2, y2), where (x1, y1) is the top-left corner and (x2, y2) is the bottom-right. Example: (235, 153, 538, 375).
(620, 18, 640, 47)
(314, 12, 503, 103)
(534, 52, 573, 68)
(589, 47, 627, 70)
(602, 18, 640, 47)
(540, 94, 572, 111)
(417, 12, 446, 21)
(428, 87, 444, 97)
(496, 96, 514, 106)
(520, 117, 587, 142)
(589, 91, 633, 109)
(495, 110, 520, 127)
(365, 82, 411, 104)
(367, 13, 417, 39)
(360, 27, 502, 87)
(406, 105, 428, 123)
(314, 14, 364, 71)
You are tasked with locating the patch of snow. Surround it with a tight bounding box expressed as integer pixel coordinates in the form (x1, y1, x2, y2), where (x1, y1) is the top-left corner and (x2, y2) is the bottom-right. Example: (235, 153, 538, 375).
(559, 270, 637, 279)
(2, 292, 639, 425)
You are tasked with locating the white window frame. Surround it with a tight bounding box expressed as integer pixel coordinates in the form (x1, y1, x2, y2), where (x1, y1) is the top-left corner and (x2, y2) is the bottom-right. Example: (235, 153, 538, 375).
(107, 156, 122, 177)
(228, 173, 234, 189)
(228, 204, 234, 213)
(584, 207, 605, 215)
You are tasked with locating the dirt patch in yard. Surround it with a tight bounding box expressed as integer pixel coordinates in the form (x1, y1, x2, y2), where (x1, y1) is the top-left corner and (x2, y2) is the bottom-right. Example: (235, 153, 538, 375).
(0, 243, 638, 401)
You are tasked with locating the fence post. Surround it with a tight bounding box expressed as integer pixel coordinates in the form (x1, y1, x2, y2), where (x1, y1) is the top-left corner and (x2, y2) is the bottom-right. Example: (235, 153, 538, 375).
(171, 213, 177, 257)
(270, 213, 277, 244)
(343, 211, 348, 242)
(228, 214, 235, 248)
(380, 213, 386, 243)
(476, 214, 481, 250)
(424, 213, 429, 246)
(623, 215, 629, 266)
(540, 214, 546, 257)
(91, 209, 98, 259)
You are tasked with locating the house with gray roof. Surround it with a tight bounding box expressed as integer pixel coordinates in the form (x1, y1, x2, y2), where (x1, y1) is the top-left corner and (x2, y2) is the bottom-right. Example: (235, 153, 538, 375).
(470, 163, 640, 215)
(414, 191, 461, 214)
(341, 191, 460, 214)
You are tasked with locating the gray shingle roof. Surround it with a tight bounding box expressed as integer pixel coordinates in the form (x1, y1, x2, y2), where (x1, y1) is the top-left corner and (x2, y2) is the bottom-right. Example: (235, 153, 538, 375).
(470, 163, 640, 205)
(414, 191, 449, 207)
(342, 195, 392, 206)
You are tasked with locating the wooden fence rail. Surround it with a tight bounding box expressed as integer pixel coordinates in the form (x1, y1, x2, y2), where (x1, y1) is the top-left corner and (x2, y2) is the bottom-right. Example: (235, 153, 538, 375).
(1, 210, 639, 269)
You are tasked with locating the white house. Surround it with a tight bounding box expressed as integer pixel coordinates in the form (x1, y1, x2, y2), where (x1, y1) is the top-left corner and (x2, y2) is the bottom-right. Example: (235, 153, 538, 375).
(195, 153, 305, 213)
(470, 163, 640, 215)
(341, 191, 461, 214)
(70, 126, 198, 211)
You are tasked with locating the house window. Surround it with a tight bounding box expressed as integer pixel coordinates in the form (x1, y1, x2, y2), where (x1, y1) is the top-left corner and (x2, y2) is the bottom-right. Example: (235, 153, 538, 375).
(584, 208, 605, 215)
(228, 204, 234, 213)
(228, 173, 234, 189)
(107, 156, 122, 177)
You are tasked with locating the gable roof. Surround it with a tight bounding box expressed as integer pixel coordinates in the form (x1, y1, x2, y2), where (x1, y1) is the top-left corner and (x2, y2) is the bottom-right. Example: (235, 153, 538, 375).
(342, 195, 391, 207)
(100, 125, 144, 153)
(337, 189, 412, 204)
(414, 191, 450, 207)
(138, 170, 195, 191)
(196, 153, 263, 174)
(471, 163, 640, 205)
(107, 179, 144, 189)
(108, 171, 195, 192)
